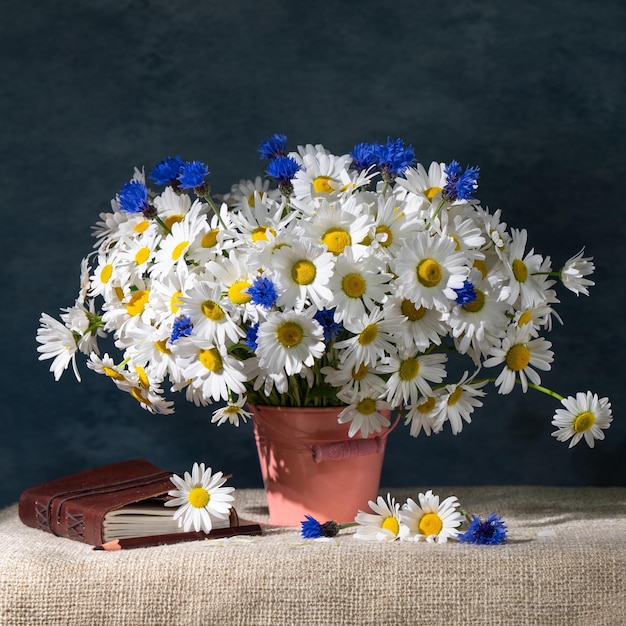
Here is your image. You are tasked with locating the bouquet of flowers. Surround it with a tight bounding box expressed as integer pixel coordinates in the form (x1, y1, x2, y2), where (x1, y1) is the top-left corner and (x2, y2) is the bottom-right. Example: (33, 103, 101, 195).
(36, 134, 612, 448)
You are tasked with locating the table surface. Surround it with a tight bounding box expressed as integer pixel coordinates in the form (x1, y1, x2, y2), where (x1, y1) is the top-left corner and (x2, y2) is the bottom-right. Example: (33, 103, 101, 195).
(1, 486, 625, 626)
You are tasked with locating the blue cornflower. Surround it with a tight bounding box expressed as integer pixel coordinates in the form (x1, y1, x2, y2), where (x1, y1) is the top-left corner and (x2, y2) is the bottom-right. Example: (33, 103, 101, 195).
(459, 513, 507, 545)
(350, 142, 380, 172)
(443, 160, 480, 201)
(149, 155, 185, 185)
(258, 134, 288, 160)
(300, 515, 340, 539)
(453, 280, 477, 306)
(246, 276, 278, 309)
(245, 322, 259, 352)
(314, 308, 343, 342)
(265, 155, 301, 183)
(376, 137, 415, 179)
(118, 180, 150, 214)
(170, 315, 193, 343)
(177, 160, 210, 189)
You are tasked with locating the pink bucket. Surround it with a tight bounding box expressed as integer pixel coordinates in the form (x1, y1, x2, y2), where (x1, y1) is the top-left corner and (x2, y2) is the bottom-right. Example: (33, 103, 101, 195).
(248, 404, 395, 526)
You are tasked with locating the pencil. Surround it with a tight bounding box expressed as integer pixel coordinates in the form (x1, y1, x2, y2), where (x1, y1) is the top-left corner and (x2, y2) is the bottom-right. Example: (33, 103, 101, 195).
(93, 523, 263, 550)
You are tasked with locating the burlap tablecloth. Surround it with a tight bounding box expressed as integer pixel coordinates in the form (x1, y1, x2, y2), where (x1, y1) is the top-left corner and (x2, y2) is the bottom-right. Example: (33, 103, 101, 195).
(0, 486, 624, 626)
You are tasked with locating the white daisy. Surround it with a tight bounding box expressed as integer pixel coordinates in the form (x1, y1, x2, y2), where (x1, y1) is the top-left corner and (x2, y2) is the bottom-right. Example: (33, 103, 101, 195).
(211, 396, 252, 427)
(381, 349, 448, 408)
(187, 202, 240, 265)
(483, 325, 554, 394)
(224, 175, 278, 212)
(291, 150, 353, 201)
(354, 494, 403, 541)
(150, 203, 208, 279)
(152, 185, 194, 224)
(174, 338, 248, 402)
(384, 296, 447, 352)
(255, 311, 325, 377)
(551, 391, 612, 448)
(179, 281, 244, 345)
(363, 192, 423, 259)
(400, 490, 464, 543)
(165, 462, 235, 533)
(560, 248, 595, 296)
(504, 228, 554, 309)
(333, 307, 402, 369)
(328, 248, 392, 323)
(432, 371, 488, 435)
(271, 239, 335, 312)
(36, 313, 81, 381)
(447, 270, 511, 359)
(298, 196, 374, 256)
(393, 231, 469, 312)
(404, 395, 442, 437)
(321, 360, 387, 404)
(396, 161, 447, 207)
(336, 393, 391, 438)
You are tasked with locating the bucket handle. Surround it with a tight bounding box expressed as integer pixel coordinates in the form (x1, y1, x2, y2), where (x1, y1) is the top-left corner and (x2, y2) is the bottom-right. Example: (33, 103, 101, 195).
(311, 413, 400, 463)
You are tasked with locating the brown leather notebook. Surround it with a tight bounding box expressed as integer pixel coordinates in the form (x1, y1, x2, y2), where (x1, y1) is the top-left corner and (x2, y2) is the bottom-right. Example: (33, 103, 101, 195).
(18, 458, 255, 546)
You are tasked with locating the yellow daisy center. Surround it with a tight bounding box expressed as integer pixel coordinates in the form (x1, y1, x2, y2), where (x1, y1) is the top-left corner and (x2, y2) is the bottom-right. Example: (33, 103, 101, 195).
(375, 225, 393, 247)
(322, 228, 351, 255)
(170, 290, 183, 314)
(358, 324, 378, 345)
(100, 264, 113, 284)
(417, 258, 443, 288)
(573, 411, 595, 433)
(462, 289, 485, 313)
(512, 259, 528, 282)
(172, 241, 189, 261)
(401, 299, 427, 321)
(276, 321, 304, 348)
(381, 515, 400, 536)
(228, 280, 252, 305)
(224, 404, 242, 415)
(247, 191, 265, 207)
(155, 339, 171, 354)
(399, 358, 420, 381)
(506, 344, 531, 371)
(133, 219, 150, 233)
(201, 300, 225, 322)
(473, 259, 488, 279)
(291, 260, 317, 285)
(164, 214, 184, 230)
(342, 273, 366, 298)
(126, 290, 150, 316)
(517, 310, 533, 327)
(199, 348, 223, 372)
(103, 366, 125, 381)
(352, 363, 369, 381)
(448, 387, 464, 406)
(130, 387, 151, 406)
(356, 398, 377, 414)
(418, 396, 436, 413)
(135, 366, 149, 390)
(448, 234, 461, 251)
(252, 226, 276, 242)
(114, 287, 125, 301)
(419, 512, 443, 536)
(188, 486, 210, 508)
(202, 229, 219, 248)
(424, 186, 443, 201)
(313, 176, 335, 194)
(135, 247, 151, 266)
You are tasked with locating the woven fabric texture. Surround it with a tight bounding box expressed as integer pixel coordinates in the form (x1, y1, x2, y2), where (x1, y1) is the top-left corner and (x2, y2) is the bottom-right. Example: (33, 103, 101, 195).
(1, 486, 625, 626)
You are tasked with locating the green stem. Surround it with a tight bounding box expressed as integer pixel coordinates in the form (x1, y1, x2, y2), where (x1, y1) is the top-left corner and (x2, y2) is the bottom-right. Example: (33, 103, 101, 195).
(474, 377, 565, 402)
(155, 216, 172, 235)
(424, 198, 447, 230)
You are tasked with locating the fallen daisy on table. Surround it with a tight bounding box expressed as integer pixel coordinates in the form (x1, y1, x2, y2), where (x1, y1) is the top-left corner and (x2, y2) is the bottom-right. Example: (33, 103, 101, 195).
(300, 490, 507, 545)
(165, 462, 234, 533)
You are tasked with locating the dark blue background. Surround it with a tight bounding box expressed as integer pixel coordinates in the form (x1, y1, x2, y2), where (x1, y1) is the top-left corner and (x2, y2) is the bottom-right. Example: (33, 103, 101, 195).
(2, 1, 624, 506)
